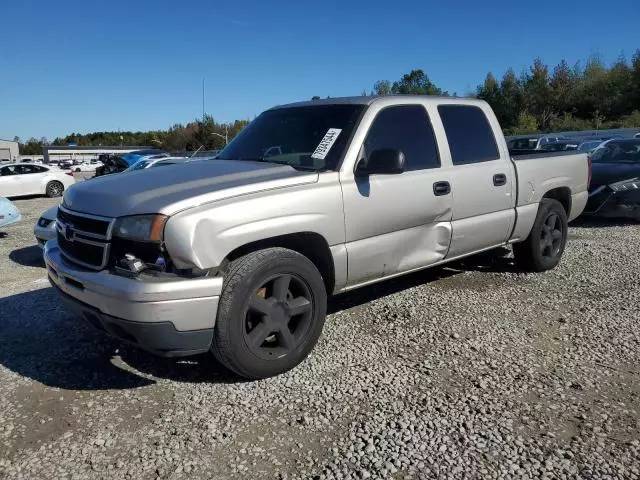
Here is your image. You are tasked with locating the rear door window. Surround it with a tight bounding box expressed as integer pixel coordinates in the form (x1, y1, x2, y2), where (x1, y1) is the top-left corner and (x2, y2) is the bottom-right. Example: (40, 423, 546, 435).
(438, 105, 500, 165)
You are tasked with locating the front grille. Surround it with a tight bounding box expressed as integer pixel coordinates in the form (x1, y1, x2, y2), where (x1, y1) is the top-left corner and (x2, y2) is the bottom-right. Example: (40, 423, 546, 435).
(56, 206, 114, 270)
(57, 207, 111, 237)
(57, 232, 107, 268)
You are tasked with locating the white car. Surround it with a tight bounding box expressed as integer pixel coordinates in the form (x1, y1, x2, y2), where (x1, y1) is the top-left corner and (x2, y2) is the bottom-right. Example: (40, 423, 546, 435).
(34, 205, 58, 248)
(71, 161, 103, 173)
(0, 163, 75, 198)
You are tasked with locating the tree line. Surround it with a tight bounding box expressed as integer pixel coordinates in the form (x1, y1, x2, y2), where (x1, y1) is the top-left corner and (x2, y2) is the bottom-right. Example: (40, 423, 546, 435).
(16, 50, 640, 154)
(16, 115, 251, 155)
(367, 51, 640, 134)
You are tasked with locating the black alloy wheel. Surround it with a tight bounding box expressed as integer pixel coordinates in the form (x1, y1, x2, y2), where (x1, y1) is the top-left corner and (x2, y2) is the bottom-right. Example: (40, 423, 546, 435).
(243, 274, 314, 360)
(46, 181, 64, 197)
(513, 198, 569, 272)
(539, 212, 564, 259)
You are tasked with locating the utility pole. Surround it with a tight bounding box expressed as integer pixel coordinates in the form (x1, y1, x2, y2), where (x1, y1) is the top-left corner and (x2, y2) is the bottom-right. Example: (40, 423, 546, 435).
(202, 79, 205, 122)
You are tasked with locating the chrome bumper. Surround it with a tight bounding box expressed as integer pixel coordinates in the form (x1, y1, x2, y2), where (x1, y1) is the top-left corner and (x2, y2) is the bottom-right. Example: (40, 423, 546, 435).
(44, 240, 222, 332)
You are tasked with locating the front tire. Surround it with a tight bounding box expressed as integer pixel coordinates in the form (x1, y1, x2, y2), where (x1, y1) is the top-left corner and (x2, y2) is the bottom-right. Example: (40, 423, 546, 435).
(45, 181, 64, 198)
(212, 247, 327, 379)
(513, 198, 568, 272)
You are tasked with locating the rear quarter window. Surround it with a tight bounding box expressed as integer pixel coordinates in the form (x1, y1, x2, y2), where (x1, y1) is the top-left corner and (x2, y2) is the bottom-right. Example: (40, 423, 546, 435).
(438, 105, 500, 165)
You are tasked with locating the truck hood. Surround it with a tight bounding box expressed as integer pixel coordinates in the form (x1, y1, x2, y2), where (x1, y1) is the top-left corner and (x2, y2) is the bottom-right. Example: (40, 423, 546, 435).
(62, 159, 318, 217)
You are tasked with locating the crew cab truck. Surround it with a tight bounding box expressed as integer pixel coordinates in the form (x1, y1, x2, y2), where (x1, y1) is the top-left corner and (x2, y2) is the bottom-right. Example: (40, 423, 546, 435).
(44, 96, 590, 379)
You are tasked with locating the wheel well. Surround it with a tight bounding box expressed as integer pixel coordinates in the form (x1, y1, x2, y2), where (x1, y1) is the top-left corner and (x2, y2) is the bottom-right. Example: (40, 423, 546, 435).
(542, 187, 571, 216)
(225, 233, 335, 293)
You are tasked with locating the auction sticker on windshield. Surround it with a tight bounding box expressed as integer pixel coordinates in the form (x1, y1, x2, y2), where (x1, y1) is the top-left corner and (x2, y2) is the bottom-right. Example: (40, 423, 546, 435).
(311, 128, 342, 160)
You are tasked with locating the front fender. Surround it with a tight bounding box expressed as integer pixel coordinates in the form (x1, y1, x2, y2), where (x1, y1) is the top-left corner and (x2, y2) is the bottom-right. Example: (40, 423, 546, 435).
(163, 175, 345, 270)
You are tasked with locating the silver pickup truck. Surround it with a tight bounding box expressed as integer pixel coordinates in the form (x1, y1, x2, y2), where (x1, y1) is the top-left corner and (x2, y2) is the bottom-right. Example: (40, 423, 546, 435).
(44, 96, 590, 379)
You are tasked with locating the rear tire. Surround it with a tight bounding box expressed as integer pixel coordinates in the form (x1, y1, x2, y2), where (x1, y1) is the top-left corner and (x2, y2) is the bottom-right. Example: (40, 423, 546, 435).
(212, 247, 327, 379)
(45, 181, 64, 198)
(513, 198, 568, 272)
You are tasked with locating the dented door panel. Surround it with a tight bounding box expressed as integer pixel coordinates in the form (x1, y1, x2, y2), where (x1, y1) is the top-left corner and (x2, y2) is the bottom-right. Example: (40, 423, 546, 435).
(341, 170, 454, 286)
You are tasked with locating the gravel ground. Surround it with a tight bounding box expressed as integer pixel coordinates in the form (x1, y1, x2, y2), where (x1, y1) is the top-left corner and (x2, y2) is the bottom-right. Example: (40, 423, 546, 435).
(1, 196, 639, 479)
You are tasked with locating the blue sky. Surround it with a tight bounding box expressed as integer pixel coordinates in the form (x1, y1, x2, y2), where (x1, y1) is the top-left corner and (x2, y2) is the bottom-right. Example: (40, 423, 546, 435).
(1, 0, 637, 140)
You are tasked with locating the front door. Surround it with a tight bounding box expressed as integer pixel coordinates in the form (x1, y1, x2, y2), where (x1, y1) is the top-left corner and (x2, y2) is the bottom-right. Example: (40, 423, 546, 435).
(15, 164, 44, 196)
(340, 104, 454, 287)
(0, 165, 20, 197)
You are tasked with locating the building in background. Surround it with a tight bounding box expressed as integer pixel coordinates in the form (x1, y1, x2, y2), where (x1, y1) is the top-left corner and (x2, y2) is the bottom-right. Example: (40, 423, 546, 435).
(0, 139, 19, 162)
(42, 145, 153, 164)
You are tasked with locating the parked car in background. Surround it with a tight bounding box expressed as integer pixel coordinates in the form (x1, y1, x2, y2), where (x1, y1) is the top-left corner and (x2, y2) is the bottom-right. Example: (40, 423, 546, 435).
(124, 156, 188, 172)
(0, 163, 75, 198)
(57, 159, 74, 169)
(94, 155, 130, 177)
(507, 135, 575, 154)
(34, 205, 58, 248)
(72, 161, 103, 172)
(583, 138, 640, 220)
(0, 196, 22, 230)
(121, 149, 167, 167)
(45, 95, 589, 379)
(539, 140, 580, 151)
(577, 140, 604, 152)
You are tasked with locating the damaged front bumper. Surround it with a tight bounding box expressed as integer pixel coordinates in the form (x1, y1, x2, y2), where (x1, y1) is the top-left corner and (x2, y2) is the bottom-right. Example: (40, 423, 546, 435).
(584, 178, 640, 220)
(44, 240, 223, 357)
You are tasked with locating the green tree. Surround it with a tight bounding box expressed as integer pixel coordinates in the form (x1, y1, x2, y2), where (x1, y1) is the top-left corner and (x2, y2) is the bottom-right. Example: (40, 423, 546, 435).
(499, 69, 524, 129)
(476, 72, 502, 121)
(506, 111, 539, 135)
(391, 69, 444, 95)
(373, 80, 392, 96)
(550, 59, 576, 115)
(523, 58, 554, 130)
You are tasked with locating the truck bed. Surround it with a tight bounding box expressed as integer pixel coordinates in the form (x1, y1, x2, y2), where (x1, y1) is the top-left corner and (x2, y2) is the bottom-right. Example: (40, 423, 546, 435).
(510, 150, 585, 160)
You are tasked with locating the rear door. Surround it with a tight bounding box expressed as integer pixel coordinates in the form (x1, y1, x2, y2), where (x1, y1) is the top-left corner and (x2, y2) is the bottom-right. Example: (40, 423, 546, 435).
(341, 103, 454, 286)
(436, 104, 516, 258)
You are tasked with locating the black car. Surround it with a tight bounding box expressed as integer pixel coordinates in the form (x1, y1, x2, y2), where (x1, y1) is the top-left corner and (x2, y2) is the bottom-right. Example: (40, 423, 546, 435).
(583, 139, 640, 220)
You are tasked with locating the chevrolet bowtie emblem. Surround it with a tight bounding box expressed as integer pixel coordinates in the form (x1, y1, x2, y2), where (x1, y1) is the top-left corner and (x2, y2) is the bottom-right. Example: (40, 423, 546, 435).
(64, 223, 75, 242)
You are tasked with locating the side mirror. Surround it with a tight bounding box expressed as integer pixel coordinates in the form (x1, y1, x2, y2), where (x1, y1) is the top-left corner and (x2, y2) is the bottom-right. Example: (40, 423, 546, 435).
(356, 148, 405, 176)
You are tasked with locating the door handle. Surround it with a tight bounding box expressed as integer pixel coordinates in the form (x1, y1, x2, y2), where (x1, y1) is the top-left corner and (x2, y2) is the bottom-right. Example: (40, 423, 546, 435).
(433, 181, 451, 196)
(493, 173, 507, 186)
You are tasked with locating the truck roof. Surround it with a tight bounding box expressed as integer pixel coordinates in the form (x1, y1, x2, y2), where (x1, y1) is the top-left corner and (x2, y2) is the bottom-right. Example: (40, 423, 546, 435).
(270, 95, 488, 110)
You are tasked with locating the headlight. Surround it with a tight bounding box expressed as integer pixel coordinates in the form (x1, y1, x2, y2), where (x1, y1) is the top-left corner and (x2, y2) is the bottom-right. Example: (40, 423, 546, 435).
(113, 214, 168, 242)
(38, 217, 53, 228)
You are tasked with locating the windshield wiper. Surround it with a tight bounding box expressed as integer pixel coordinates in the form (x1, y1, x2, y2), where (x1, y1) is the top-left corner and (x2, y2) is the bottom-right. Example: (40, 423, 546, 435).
(235, 157, 319, 172)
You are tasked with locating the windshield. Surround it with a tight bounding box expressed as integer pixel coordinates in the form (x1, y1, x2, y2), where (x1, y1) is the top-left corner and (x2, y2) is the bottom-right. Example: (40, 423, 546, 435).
(578, 141, 601, 151)
(126, 159, 152, 171)
(591, 140, 640, 164)
(216, 104, 365, 171)
(151, 160, 181, 168)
